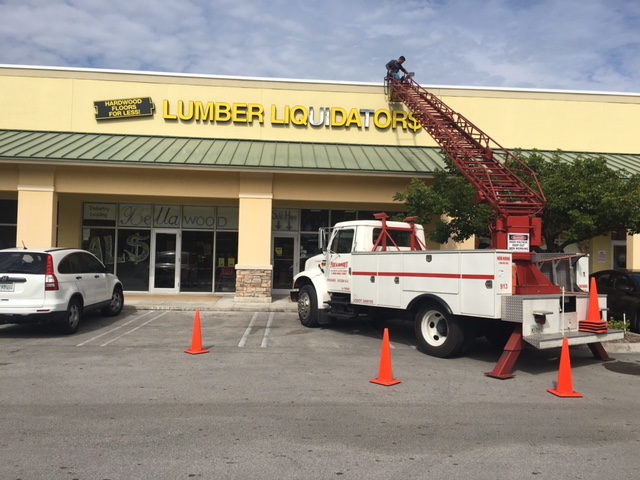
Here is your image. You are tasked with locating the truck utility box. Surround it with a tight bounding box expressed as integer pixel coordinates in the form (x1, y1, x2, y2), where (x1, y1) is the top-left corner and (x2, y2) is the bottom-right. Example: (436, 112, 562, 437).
(351, 249, 512, 317)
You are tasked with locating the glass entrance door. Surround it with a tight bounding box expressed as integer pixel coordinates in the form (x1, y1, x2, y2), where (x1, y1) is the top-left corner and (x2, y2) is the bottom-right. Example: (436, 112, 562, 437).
(151, 230, 181, 293)
(272, 234, 298, 293)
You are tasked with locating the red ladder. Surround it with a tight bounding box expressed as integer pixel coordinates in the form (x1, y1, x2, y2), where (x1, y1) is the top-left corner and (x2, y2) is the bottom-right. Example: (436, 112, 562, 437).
(387, 76, 545, 218)
(387, 76, 558, 294)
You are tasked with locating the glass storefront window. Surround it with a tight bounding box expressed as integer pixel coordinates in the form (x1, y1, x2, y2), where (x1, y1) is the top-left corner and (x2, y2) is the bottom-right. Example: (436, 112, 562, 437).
(82, 228, 116, 273)
(272, 208, 300, 231)
(0, 226, 17, 249)
(119, 204, 152, 228)
(273, 235, 295, 290)
(0, 200, 18, 249)
(300, 209, 329, 232)
(82, 203, 116, 226)
(153, 205, 181, 228)
(357, 210, 379, 221)
(215, 232, 238, 292)
(0, 199, 18, 224)
(330, 210, 357, 225)
(116, 229, 151, 291)
(217, 206, 239, 230)
(181, 231, 214, 292)
(300, 233, 322, 272)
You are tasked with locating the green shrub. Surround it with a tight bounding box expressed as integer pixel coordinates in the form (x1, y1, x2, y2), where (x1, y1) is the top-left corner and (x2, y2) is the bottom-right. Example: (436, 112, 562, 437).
(608, 319, 629, 332)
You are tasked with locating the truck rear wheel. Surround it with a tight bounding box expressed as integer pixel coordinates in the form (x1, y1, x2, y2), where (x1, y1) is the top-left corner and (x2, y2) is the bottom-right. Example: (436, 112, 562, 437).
(298, 285, 320, 328)
(415, 306, 465, 358)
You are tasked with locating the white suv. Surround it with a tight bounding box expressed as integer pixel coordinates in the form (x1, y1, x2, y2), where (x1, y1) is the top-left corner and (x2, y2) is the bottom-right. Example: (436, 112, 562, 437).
(0, 248, 124, 334)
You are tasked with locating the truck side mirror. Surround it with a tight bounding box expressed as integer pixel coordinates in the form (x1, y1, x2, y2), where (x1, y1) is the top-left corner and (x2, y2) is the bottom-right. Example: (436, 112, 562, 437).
(318, 228, 327, 252)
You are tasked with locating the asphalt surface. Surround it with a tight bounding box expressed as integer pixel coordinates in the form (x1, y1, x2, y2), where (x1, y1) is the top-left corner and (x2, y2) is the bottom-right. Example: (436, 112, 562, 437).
(1, 302, 639, 479)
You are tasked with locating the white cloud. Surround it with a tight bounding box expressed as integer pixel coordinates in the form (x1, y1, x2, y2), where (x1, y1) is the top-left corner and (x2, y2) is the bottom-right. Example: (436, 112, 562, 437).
(0, 0, 638, 92)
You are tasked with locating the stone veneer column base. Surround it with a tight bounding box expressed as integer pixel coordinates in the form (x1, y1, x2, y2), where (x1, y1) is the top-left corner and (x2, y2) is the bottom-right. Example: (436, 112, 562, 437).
(234, 265, 273, 303)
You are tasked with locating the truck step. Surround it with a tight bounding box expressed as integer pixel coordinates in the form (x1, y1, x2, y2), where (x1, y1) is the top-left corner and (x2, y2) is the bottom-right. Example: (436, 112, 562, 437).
(523, 330, 624, 350)
(326, 299, 350, 307)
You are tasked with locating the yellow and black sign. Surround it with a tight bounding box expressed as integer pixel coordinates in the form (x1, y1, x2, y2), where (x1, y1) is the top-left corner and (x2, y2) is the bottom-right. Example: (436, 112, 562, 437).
(94, 97, 155, 120)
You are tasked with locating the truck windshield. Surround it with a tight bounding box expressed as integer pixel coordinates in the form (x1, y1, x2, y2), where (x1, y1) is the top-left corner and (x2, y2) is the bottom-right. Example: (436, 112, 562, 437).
(330, 229, 355, 254)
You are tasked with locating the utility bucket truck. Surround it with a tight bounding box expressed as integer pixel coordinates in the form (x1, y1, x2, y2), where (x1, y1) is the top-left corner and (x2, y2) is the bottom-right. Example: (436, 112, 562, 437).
(290, 76, 623, 378)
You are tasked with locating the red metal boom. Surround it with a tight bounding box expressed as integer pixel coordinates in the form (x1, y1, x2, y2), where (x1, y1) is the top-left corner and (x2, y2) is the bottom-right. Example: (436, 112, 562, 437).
(386, 76, 558, 294)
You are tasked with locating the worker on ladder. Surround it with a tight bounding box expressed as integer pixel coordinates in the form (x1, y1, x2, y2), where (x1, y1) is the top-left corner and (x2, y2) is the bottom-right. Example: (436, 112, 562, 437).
(386, 56, 409, 82)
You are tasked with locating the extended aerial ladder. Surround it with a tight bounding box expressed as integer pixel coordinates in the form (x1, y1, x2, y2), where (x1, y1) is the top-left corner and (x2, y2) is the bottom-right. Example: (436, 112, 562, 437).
(385, 75, 560, 295)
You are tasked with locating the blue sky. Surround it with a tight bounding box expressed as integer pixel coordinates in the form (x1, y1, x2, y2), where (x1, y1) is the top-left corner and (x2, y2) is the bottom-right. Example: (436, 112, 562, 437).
(1, 0, 638, 93)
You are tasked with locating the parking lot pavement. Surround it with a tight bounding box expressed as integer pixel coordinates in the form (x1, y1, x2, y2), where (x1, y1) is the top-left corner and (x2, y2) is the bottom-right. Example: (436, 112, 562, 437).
(0, 309, 411, 352)
(1, 309, 640, 479)
(0, 307, 636, 367)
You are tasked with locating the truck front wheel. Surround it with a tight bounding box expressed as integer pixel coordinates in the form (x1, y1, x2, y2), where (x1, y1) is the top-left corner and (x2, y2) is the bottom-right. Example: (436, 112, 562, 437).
(298, 285, 320, 328)
(415, 306, 464, 358)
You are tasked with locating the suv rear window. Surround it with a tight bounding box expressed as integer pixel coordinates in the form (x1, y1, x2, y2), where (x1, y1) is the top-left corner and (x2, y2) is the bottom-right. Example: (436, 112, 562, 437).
(0, 252, 47, 275)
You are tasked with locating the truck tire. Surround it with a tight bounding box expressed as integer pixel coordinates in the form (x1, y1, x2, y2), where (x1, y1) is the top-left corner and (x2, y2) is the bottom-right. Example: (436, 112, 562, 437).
(414, 306, 465, 358)
(298, 285, 320, 328)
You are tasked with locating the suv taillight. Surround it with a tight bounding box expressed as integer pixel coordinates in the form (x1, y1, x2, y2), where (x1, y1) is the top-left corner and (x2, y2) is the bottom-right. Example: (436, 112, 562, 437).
(45, 254, 59, 291)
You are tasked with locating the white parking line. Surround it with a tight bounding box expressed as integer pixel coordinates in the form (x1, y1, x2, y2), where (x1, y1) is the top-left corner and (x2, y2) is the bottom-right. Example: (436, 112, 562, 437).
(238, 312, 259, 348)
(260, 312, 275, 348)
(100, 311, 168, 346)
(76, 311, 155, 347)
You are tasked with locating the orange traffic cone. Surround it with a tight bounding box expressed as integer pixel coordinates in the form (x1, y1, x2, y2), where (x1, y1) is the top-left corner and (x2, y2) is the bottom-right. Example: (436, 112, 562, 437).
(579, 278, 608, 333)
(547, 337, 582, 398)
(184, 310, 210, 355)
(370, 328, 401, 386)
(587, 277, 602, 322)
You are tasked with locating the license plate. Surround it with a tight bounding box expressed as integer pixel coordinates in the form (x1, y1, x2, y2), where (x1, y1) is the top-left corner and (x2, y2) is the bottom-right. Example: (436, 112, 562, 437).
(0, 283, 15, 292)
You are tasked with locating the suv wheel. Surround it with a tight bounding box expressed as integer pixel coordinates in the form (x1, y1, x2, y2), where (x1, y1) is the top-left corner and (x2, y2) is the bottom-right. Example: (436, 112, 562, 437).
(102, 286, 124, 317)
(57, 298, 82, 335)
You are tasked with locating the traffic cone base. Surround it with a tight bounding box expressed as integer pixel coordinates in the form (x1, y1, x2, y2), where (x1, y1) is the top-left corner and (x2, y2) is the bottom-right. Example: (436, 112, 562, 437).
(548, 387, 583, 398)
(184, 310, 210, 355)
(547, 337, 582, 398)
(370, 377, 401, 387)
(370, 328, 401, 387)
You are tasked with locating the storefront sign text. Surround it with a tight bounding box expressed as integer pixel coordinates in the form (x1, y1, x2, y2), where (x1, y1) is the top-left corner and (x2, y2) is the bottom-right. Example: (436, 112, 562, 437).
(94, 97, 155, 120)
(163, 100, 421, 132)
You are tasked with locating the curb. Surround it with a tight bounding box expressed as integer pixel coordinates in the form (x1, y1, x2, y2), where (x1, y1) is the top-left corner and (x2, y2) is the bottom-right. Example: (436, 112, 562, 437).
(602, 342, 640, 354)
(122, 299, 297, 313)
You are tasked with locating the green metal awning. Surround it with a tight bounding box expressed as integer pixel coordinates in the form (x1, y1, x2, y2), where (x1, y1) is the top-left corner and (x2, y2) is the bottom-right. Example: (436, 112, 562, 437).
(0, 130, 445, 175)
(1, 129, 639, 176)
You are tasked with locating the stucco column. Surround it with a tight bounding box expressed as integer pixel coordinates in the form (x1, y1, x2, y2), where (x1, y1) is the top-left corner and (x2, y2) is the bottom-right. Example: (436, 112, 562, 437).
(235, 173, 273, 302)
(626, 233, 640, 270)
(16, 166, 58, 248)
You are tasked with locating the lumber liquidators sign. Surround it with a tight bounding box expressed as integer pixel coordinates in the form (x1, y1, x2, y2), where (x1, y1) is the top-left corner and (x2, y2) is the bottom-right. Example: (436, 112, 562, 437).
(93, 97, 421, 131)
(94, 97, 155, 120)
(162, 100, 422, 132)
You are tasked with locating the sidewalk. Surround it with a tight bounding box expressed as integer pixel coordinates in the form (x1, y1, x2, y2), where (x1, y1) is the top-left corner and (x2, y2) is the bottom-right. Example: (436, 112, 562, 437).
(123, 293, 297, 312)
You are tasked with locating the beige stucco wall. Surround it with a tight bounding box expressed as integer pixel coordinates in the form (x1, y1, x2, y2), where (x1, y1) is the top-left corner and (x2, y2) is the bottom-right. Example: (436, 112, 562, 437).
(2, 66, 640, 276)
(1, 66, 640, 153)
